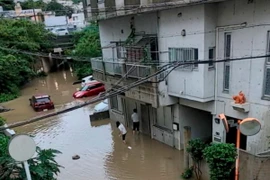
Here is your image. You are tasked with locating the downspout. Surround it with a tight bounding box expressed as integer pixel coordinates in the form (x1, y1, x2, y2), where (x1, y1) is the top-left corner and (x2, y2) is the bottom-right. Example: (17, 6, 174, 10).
(214, 22, 247, 116)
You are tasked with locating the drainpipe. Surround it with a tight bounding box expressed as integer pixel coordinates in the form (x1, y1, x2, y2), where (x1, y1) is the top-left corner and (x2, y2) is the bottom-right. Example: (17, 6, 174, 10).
(214, 22, 247, 116)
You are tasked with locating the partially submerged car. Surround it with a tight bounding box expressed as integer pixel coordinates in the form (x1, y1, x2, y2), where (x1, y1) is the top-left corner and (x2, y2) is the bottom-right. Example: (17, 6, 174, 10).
(73, 81, 105, 98)
(29, 95, 55, 111)
(93, 99, 109, 113)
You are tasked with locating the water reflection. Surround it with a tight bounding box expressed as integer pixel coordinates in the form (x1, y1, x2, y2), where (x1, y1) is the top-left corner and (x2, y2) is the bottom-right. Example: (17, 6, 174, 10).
(1, 70, 183, 180)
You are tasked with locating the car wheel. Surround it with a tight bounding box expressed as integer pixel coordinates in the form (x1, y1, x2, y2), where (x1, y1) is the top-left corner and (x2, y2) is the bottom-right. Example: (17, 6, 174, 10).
(34, 108, 38, 112)
(52, 105, 55, 109)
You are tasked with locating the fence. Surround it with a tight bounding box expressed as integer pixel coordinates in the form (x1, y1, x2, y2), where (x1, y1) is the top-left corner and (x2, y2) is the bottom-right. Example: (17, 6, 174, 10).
(91, 58, 152, 78)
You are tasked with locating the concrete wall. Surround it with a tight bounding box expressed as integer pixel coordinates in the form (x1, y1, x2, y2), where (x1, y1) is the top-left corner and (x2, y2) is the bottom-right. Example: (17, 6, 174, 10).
(158, 4, 215, 102)
(215, 0, 270, 154)
(178, 105, 212, 149)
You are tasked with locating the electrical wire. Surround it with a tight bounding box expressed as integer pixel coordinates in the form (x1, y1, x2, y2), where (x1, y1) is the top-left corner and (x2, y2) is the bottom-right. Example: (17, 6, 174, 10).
(1, 53, 270, 131)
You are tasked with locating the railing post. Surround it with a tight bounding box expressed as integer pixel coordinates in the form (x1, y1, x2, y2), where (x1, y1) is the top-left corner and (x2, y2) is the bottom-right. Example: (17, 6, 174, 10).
(122, 63, 126, 78)
(101, 60, 106, 81)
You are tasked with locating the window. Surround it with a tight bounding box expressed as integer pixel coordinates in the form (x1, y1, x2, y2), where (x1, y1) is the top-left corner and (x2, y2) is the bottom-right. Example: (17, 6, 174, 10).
(209, 47, 215, 68)
(263, 31, 270, 98)
(223, 33, 231, 91)
(169, 48, 199, 69)
(156, 106, 172, 130)
(117, 46, 126, 59)
(110, 95, 123, 112)
(126, 47, 144, 62)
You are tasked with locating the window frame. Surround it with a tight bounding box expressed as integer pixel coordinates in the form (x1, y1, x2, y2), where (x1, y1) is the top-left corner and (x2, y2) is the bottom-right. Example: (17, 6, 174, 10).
(110, 95, 120, 111)
(168, 47, 199, 69)
(262, 31, 270, 99)
(223, 32, 232, 92)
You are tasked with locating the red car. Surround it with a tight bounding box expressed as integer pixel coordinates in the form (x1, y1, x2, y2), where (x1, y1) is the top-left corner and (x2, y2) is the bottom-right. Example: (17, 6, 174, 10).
(73, 81, 105, 98)
(29, 95, 55, 111)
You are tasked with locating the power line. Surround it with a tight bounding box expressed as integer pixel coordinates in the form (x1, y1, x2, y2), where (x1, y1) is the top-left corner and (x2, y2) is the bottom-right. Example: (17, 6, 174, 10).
(1, 53, 270, 131)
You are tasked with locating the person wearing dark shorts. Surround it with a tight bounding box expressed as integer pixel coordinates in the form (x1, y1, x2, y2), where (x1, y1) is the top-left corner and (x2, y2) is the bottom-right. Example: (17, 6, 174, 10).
(131, 109, 139, 134)
(116, 121, 127, 143)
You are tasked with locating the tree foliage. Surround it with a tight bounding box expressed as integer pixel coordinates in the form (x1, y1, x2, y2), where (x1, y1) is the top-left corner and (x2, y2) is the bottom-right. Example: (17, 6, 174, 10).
(20, 0, 74, 17)
(0, 0, 14, 10)
(203, 143, 237, 180)
(0, 133, 62, 180)
(187, 139, 206, 180)
(70, 25, 101, 79)
(0, 18, 52, 102)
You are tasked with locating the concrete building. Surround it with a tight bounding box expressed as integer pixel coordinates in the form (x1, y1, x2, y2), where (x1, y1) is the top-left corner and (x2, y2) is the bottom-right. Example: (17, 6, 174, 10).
(88, 0, 270, 156)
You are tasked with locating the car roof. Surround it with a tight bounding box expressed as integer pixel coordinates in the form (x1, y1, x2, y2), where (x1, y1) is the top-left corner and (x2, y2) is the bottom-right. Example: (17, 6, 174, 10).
(34, 95, 50, 99)
(85, 81, 102, 86)
(82, 75, 93, 80)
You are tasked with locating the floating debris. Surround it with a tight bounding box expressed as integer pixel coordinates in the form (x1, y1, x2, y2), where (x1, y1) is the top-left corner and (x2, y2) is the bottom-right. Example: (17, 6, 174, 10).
(72, 155, 80, 160)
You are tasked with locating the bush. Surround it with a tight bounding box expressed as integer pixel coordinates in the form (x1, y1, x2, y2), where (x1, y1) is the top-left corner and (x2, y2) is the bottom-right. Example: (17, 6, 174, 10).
(203, 143, 237, 180)
(181, 167, 193, 179)
(0, 116, 6, 126)
(0, 93, 19, 103)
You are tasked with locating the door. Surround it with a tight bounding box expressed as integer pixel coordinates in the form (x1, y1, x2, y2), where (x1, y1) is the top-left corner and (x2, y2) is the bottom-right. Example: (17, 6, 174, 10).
(141, 104, 151, 136)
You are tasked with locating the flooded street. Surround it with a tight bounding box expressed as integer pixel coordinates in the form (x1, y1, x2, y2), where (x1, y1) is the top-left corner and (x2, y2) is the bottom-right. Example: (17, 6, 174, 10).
(1, 70, 183, 180)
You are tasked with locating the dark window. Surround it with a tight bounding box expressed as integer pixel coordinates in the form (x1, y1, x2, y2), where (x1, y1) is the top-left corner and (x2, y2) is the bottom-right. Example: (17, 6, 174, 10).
(209, 47, 215, 68)
(111, 96, 119, 110)
(36, 98, 50, 103)
(263, 31, 270, 98)
(223, 33, 231, 92)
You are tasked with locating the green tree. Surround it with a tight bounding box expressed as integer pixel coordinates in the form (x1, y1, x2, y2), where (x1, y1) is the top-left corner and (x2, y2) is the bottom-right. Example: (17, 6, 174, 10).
(46, 0, 74, 17)
(0, 0, 14, 10)
(70, 25, 101, 79)
(20, 0, 47, 10)
(0, 18, 52, 102)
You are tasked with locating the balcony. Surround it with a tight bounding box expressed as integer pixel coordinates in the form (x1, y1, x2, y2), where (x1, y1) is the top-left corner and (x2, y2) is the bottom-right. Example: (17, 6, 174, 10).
(86, 0, 227, 21)
(91, 58, 153, 79)
(91, 58, 159, 107)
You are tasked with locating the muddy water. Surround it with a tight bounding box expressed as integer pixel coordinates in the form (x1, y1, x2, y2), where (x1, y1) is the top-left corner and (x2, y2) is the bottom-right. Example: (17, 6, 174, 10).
(1, 70, 183, 180)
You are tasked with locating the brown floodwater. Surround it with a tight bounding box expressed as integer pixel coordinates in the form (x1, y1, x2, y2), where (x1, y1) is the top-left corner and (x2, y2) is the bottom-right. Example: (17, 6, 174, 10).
(1, 70, 184, 180)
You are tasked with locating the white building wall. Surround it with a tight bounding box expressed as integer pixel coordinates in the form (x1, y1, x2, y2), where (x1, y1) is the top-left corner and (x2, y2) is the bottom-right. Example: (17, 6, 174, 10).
(99, 13, 158, 60)
(158, 5, 215, 104)
(216, 0, 270, 154)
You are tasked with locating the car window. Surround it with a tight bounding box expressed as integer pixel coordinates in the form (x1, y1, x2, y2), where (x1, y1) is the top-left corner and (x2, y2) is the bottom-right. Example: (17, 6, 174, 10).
(35, 97, 50, 103)
(95, 83, 103, 88)
(81, 85, 89, 91)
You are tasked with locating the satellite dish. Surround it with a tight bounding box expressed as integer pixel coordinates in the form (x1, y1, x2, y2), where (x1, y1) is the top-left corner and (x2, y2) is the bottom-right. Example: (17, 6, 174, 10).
(8, 134, 36, 162)
(239, 118, 261, 136)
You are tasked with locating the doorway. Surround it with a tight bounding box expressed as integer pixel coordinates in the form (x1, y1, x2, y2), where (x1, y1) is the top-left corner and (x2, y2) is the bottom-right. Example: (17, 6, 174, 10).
(141, 104, 151, 136)
(226, 117, 247, 150)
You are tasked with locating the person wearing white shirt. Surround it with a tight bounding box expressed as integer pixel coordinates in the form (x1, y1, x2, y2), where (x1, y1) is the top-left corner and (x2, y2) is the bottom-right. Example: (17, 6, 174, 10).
(116, 121, 127, 143)
(131, 109, 139, 134)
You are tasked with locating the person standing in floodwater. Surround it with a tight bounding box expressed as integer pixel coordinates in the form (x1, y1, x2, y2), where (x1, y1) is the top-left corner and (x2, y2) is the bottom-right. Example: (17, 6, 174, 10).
(116, 121, 127, 144)
(131, 109, 139, 134)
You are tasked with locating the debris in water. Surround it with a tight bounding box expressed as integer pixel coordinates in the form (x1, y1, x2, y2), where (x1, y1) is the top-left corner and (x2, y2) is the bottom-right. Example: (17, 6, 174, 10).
(43, 109, 48, 112)
(128, 146, 132, 149)
(72, 155, 80, 160)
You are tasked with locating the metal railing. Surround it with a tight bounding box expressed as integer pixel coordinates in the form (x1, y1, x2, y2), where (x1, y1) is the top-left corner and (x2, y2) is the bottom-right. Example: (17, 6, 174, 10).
(126, 64, 151, 78)
(91, 58, 103, 71)
(91, 58, 152, 79)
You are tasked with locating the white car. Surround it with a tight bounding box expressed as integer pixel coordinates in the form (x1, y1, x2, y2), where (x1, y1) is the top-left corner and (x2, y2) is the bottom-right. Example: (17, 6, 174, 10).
(52, 28, 69, 36)
(93, 99, 109, 113)
(81, 75, 97, 87)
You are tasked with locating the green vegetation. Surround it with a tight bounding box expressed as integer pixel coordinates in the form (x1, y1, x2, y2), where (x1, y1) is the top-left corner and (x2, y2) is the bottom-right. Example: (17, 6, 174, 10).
(181, 167, 193, 179)
(0, 18, 52, 102)
(0, 132, 62, 179)
(21, 0, 73, 17)
(187, 139, 206, 180)
(0, 116, 6, 126)
(0, 0, 14, 10)
(70, 25, 102, 79)
(203, 143, 237, 180)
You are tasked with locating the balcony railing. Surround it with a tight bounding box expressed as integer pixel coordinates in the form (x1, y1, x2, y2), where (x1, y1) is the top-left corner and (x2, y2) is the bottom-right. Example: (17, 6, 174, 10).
(91, 58, 152, 79)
